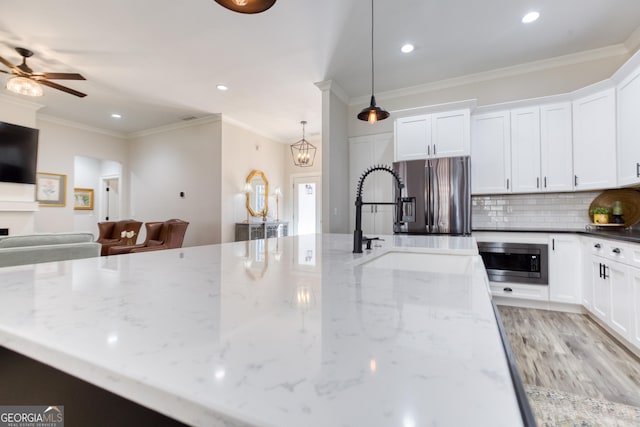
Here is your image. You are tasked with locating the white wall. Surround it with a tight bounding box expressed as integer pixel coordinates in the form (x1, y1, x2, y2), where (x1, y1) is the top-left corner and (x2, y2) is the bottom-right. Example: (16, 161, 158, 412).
(221, 119, 287, 243)
(320, 88, 349, 233)
(34, 117, 129, 234)
(73, 156, 101, 235)
(128, 116, 222, 247)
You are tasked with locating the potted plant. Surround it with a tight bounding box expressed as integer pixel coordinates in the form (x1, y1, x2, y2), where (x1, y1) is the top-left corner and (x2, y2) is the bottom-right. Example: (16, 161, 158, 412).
(590, 207, 610, 224)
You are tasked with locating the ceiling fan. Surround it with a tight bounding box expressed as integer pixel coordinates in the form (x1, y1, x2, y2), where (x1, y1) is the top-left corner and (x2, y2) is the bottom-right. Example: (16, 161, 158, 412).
(0, 47, 86, 97)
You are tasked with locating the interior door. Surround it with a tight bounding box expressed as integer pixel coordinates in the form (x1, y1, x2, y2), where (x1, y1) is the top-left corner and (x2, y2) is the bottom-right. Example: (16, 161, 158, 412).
(292, 175, 321, 235)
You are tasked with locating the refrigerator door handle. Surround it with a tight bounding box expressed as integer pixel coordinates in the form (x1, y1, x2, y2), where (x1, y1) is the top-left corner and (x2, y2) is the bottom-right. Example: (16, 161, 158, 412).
(428, 160, 437, 233)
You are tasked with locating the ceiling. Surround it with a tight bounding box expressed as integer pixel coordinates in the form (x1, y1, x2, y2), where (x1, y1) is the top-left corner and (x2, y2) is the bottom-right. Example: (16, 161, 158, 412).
(1, 0, 640, 142)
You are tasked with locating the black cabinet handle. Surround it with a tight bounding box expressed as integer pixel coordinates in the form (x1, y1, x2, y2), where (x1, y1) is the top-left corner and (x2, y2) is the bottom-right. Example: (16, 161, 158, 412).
(637, 162, 639, 178)
(574, 175, 578, 186)
(506, 179, 510, 190)
(612, 248, 621, 254)
(552, 238, 555, 251)
(594, 243, 601, 249)
(544, 176, 547, 188)
(427, 145, 430, 156)
(433, 144, 437, 156)
(537, 177, 540, 188)
(603, 265, 609, 279)
(503, 287, 513, 293)
(599, 263, 603, 279)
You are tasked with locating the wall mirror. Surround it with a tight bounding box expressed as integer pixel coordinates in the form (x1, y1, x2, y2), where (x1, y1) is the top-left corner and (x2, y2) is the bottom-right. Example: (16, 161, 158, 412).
(246, 169, 269, 218)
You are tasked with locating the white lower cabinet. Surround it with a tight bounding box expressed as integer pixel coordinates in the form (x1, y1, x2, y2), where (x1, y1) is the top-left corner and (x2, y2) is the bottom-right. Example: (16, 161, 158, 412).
(591, 256, 611, 322)
(583, 238, 635, 344)
(549, 235, 582, 304)
(609, 261, 631, 338)
(631, 269, 640, 349)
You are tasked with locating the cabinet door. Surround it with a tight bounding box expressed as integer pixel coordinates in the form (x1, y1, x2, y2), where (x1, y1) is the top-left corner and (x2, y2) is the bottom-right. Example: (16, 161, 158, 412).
(630, 268, 640, 349)
(592, 256, 610, 322)
(431, 109, 470, 158)
(471, 111, 511, 194)
(540, 102, 574, 192)
(549, 235, 582, 304)
(511, 107, 541, 193)
(617, 68, 640, 186)
(609, 261, 631, 339)
(572, 88, 617, 190)
(394, 115, 431, 161)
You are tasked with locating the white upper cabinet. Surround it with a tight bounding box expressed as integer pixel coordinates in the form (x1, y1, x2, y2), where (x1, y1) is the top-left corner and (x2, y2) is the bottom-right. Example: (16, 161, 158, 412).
(394, 109, 470, 161)
(394, 115, 431, 161)
(471, 111, 511, 195)
(617, 66, 640, 186)
(572, 87, 617, 190)
(510, 107, 541, 193)
(540, 102, 574, 192)
(431, 109, 470, 158)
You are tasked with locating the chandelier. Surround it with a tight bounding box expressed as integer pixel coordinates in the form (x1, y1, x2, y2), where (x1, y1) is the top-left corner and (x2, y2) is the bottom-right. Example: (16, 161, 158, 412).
(290, 121, 317, 167)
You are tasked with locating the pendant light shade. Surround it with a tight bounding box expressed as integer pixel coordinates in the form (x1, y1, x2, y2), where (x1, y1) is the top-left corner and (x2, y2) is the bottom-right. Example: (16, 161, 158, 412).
(290, 121, 317, 167)
(357, 0, 388, 124)
(214, 0, 276, 14)
(357, 95, 389, 124)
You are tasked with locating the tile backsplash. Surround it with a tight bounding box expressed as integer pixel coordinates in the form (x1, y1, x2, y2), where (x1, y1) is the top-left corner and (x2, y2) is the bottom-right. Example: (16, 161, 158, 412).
(472, 191, 602, 230)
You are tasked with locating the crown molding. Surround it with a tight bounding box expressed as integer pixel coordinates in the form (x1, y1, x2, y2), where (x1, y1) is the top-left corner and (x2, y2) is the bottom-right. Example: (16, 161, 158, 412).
(624, 24, 640, 53)
(314, 79, 349, 105)
(390, 99, 478, 117)
(349, 44, 629, 106)
(221, 115, 282, 143)
(128, 114, 221, 139)
(37, 114, 126, 138)
(0, 93, 44, 111)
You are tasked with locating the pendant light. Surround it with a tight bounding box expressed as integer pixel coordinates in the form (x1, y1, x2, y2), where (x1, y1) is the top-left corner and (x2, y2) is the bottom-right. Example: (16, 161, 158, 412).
(357, 0, 389, 124)
(214, 0, 276, 14)
(290, 121, 317, 167)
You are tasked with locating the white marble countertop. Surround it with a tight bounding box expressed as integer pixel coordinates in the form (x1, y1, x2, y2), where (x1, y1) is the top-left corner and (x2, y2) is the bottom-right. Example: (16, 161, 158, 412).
(0, 233, 523, 427)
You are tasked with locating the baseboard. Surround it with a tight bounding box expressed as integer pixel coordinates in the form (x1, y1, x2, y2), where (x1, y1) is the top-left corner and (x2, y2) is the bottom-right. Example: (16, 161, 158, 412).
(493, 296, 584, 314)
(583, 312, 640, 360)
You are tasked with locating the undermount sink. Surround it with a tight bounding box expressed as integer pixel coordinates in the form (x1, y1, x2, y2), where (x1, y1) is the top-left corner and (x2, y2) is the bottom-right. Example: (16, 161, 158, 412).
(359, 251, 473, 274)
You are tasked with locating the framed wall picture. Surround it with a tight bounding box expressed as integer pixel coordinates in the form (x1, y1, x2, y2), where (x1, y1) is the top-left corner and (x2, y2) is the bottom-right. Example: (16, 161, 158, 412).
(36, 172, 66, 207)
(73, 188, 94, 210)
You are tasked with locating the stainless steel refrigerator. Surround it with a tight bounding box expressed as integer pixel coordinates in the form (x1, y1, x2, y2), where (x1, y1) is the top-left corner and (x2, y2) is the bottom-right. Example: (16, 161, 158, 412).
(393, 156, 471, 235)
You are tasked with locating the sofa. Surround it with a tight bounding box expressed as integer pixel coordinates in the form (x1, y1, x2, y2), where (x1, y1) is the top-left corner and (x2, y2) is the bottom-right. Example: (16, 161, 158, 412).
(0, 233, 101, 268)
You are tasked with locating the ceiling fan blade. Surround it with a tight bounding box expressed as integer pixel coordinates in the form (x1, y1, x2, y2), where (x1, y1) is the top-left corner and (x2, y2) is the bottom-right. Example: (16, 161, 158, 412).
(32, 72, 86, 81)
(0, 55, 22, 74)
(38, 79, 87, 98)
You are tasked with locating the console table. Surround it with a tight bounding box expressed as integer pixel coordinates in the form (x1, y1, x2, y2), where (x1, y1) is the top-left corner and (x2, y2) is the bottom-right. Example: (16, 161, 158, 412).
(235, 222, 288, 241)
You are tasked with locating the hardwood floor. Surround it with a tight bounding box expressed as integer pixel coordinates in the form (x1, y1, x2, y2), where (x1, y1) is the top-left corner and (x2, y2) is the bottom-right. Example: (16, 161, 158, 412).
(498, 305, 640, 408)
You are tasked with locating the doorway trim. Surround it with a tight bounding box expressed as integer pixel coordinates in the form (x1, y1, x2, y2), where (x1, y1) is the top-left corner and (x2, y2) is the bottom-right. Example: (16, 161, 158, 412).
(290, 173, 322, 235)
(100, 174, 121, 222)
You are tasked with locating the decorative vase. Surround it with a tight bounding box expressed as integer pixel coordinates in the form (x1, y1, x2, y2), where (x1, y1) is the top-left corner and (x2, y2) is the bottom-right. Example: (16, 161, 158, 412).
(593, 213, 609, 224)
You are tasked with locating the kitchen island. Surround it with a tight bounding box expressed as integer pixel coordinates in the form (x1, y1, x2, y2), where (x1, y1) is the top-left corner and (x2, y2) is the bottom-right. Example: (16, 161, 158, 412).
(0, 234, 527, 427)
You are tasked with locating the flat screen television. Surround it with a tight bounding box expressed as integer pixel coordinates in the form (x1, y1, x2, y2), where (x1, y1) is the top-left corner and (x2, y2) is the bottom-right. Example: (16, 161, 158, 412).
(0, 121, 39, 185)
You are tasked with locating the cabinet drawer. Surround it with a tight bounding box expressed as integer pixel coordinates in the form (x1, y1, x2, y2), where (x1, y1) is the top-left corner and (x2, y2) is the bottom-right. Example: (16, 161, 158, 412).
(490, 282, 549, 301)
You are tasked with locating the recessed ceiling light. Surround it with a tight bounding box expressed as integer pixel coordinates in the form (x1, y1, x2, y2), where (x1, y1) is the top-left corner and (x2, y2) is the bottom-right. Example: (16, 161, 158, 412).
(216, 84, 228, 91)
(522, 11, 540, 23)
(401, 44, 415, 53)
(111, 113, 122, 119)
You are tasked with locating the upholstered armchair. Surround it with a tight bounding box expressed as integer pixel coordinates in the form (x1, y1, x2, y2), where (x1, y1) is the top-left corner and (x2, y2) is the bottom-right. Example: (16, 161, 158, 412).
(96, 219, 143, 256)
(107, 219, 189, 255)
